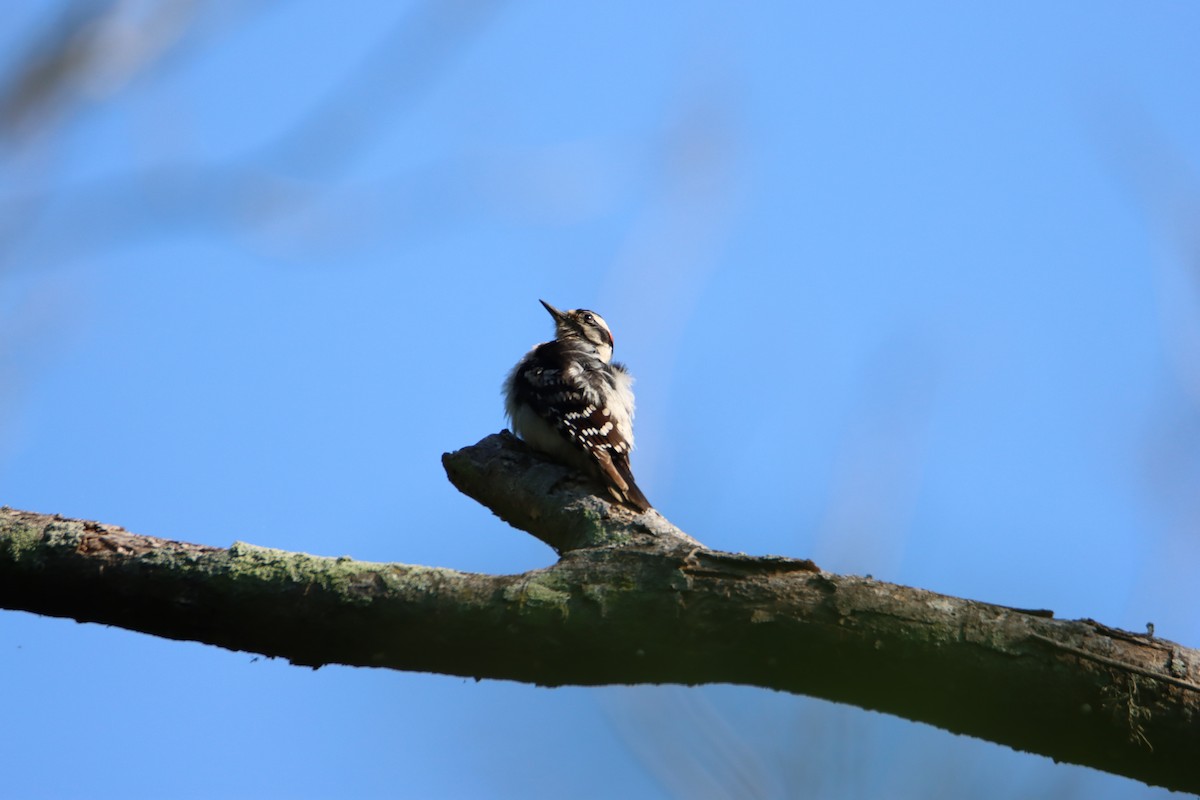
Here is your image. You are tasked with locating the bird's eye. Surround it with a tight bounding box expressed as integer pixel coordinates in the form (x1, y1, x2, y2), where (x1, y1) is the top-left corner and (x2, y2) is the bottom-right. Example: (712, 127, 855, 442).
(583, 313, 595, 324)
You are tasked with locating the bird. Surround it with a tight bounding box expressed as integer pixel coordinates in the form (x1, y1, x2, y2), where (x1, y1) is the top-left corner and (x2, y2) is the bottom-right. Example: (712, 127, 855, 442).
(504, 299, 652, 512)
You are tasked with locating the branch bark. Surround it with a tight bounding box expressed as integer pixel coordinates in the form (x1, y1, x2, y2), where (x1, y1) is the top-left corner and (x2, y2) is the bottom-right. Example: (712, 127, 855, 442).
(2, 432, 1198, 793)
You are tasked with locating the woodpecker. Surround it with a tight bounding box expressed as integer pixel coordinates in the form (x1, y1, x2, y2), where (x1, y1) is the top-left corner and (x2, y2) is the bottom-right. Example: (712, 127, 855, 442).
(504, 300, 652, 512)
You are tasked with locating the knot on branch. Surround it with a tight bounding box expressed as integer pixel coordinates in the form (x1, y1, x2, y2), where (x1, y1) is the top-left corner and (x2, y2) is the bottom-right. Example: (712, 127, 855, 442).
(442, 431, 701, 554)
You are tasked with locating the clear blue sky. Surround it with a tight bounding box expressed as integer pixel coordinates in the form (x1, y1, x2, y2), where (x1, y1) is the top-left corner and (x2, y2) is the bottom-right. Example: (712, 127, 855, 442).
(3, 2, 1198, 797)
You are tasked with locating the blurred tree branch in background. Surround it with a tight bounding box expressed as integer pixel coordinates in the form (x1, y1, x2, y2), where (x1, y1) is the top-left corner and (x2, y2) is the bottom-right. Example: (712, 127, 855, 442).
(2, 433, 1198, 794)
(0, 1, 199, 142)
(0, 0, 506, 273)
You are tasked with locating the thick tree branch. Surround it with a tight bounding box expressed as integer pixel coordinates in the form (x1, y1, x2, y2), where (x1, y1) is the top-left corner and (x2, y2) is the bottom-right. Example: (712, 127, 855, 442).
(1, 433, 1198, 793)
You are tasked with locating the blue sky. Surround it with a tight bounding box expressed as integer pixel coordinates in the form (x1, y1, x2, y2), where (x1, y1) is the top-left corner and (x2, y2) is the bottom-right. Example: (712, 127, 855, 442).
(3, 2, 1199, 797)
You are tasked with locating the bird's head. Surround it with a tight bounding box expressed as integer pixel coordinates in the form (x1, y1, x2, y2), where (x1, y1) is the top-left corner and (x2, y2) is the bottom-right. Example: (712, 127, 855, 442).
(541, 299, 614, 362)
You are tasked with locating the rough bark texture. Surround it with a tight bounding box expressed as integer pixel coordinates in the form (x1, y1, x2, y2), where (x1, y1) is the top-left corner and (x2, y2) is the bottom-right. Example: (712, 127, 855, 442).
(2, 432, 1198, 793)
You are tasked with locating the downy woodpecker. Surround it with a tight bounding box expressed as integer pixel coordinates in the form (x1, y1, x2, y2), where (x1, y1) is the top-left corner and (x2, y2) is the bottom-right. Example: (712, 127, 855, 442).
(504, 300, 651, 512)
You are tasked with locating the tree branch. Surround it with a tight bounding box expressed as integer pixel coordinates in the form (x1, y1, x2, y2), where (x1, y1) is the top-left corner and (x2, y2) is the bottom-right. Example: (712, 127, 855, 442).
(2, 433, 1198, 793)
(441, 431, 702, 553)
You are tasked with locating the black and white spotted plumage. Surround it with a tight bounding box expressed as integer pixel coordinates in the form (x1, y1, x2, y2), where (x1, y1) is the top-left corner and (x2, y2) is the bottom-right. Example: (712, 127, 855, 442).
(504, 300, 651, 512)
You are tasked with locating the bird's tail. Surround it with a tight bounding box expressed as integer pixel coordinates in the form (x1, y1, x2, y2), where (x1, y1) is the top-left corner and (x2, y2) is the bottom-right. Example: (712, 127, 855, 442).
(619, 479, 652, 512)
(606, 458, 652, 512)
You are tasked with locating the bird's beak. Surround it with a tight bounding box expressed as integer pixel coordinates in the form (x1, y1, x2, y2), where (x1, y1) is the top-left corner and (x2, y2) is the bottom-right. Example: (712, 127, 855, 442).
(539, 299, 565, 321)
